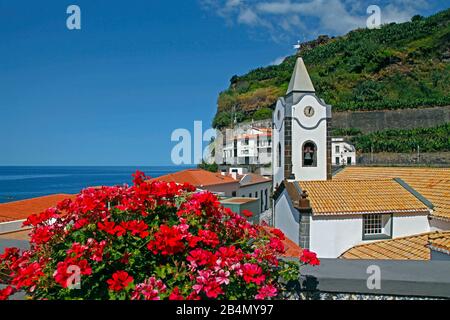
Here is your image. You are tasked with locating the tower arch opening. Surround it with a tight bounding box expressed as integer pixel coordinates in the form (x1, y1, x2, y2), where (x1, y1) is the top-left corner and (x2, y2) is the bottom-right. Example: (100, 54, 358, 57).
(302, 141, 317, 167)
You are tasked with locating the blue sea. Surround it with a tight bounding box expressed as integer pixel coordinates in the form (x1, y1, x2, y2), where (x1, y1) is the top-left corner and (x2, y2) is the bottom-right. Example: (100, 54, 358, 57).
(0, 166, 192, 204)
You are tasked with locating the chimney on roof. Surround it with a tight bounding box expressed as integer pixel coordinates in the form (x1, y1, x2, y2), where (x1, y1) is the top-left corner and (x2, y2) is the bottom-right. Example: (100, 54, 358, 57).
(296, 190, 311, 210)
(231, 172, 237, 180)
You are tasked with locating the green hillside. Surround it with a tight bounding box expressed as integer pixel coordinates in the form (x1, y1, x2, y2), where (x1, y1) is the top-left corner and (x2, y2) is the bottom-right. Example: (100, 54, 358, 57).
(351, 123, 450, 153)
(213, 9, 450, 129)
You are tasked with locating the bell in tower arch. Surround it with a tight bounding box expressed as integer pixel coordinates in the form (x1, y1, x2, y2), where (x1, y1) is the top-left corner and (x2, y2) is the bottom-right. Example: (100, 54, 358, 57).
(303, 142, 317, 167)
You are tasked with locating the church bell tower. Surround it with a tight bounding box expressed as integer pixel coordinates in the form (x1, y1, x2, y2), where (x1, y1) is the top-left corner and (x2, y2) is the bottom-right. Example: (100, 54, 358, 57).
(273, 56, 332, 187)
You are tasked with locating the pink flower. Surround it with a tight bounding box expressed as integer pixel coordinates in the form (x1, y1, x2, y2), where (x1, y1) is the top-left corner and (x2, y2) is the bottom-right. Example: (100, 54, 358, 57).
(215, 270, 230, 285)
(131, 277, 166, 300)
(255, 284, 277, 300)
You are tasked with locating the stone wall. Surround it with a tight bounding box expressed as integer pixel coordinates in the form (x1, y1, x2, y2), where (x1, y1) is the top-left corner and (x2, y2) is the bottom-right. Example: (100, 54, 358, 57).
(333, 106, 450, 133)
(357, 152, 450, 165)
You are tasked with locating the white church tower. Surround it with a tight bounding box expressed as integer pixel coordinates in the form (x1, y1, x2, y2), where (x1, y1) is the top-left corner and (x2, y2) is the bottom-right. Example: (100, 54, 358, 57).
(272, 56, 332, 188)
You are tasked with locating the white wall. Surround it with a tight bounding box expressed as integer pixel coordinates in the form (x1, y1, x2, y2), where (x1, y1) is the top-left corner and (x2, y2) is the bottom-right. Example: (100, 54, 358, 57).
(310, 215, 362, 258)
(274, 190, 299, 244)
(272, 99, 285, 189)
(310, 213, 430, 258)
(204, 183, 239, 197)
(291, 95, 330, 181)
(392, 214, 430, 237)
(238, 182, 272, 212)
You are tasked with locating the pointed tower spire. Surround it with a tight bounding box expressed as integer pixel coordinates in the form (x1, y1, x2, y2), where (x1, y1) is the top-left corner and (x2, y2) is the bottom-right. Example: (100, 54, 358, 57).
(286, 57, 315, 95)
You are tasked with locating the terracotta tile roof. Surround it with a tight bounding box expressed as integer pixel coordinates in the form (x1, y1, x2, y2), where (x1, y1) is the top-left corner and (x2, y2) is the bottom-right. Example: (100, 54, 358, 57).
(334, 167, 450, 221)
(429, 232, 450, 254)
(296, 179, 430, 216)
(0, 194, 75, 223)
(147, 169, 238, 188)
(340, 231, 450, 260)
(261, 226, 303, 258)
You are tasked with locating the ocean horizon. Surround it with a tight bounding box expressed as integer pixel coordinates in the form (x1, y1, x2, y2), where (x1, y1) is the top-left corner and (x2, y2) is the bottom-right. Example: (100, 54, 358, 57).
(0, 166, 194, 204)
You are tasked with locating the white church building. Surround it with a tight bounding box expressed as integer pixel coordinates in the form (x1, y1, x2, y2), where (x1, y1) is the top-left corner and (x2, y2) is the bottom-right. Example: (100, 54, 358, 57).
(272, 57, 450, 258)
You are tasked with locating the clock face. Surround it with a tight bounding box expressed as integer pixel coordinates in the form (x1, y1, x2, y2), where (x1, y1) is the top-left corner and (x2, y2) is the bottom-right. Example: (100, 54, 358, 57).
(304, 106, 315, 117)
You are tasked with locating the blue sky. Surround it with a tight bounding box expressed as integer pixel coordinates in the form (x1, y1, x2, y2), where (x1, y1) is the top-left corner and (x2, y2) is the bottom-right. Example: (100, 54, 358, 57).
(0, 0, 448, 166)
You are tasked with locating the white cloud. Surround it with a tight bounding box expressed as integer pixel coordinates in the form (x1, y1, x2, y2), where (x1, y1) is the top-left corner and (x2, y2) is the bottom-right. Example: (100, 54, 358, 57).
(199, 0, 430, 42)
(238, 8, 259, 25)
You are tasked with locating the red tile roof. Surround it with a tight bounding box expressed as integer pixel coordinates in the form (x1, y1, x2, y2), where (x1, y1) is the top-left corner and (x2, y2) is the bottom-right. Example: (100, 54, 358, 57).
(148, 169, 239, 187)
(0, 194, 75, 223)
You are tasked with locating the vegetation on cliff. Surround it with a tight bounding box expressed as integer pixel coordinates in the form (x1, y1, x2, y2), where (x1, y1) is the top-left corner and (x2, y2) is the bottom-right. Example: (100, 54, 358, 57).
(350, 123, 450, 153)
(213, 9, 450, 129)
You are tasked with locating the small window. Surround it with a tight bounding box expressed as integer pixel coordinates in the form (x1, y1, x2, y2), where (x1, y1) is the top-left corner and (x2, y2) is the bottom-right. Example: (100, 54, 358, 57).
(335, 157, 340, 165)
(260, 190, 263, 209)
(363, 214, 392, 240)
(249, 193, 252, 198)
(335, 145, 340, 153)
(347, 157, 352, 165)
(364, 214, 382, 235)
(232, 191, 236, 197)
(264, 189, 268, 210)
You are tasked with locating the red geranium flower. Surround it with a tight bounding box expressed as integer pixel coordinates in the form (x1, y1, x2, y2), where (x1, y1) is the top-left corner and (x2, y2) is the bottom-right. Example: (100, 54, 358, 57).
(241, 210, 253, 218)
(147, 224, 186, 255)
(299, 249, 320, 266)
(0, 171, 310, 300)
(107, 271, 134, 292)
(169, 287, 184, 300)
(0, 286, 14, 300)
(269, 228, 285, 240)
(241, 263, 266, 285)
(121, 220, 149, 238)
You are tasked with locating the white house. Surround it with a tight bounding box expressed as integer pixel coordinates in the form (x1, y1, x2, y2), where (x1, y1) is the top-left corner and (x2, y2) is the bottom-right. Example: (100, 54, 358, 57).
(220, 127, 272, 166)
(331, 138, 356, 166)
(272, 57, 449, 258)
